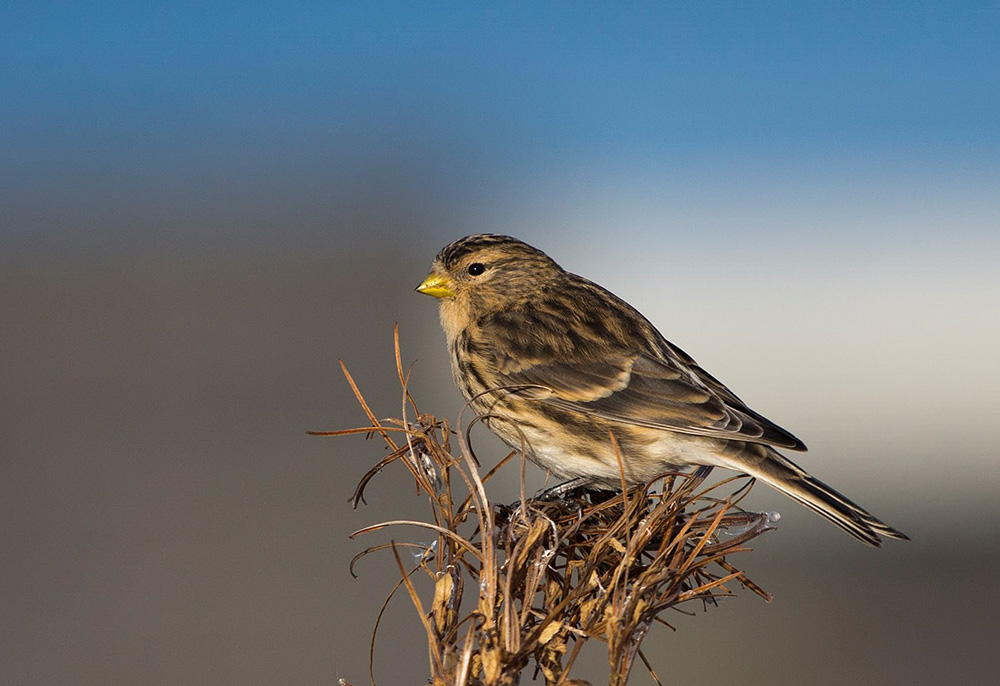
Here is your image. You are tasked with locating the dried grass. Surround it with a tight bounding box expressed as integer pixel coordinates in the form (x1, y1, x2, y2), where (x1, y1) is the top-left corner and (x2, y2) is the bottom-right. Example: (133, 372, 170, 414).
(314, 328, 774, 686)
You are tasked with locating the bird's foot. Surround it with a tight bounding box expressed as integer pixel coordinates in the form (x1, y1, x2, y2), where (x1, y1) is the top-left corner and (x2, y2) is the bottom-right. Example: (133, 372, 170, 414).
(535, 477, 621, 503)
(535, 477, 593, 501)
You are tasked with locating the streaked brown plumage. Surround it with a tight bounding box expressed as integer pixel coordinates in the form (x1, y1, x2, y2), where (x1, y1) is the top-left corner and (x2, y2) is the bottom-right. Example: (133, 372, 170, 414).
(416, 234, 908, 546)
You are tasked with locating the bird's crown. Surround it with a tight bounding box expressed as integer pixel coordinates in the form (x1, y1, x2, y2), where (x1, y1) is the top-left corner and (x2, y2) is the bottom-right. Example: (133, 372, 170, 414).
(436, 234, 552, 269)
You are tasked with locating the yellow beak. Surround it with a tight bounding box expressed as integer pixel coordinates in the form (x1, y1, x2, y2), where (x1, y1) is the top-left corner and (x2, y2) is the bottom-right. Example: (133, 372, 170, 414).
(415, 273, 454, 298)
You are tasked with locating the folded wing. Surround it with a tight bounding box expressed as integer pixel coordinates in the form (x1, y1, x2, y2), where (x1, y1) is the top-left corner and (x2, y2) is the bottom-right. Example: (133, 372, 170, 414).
(503, 349, 807, 451)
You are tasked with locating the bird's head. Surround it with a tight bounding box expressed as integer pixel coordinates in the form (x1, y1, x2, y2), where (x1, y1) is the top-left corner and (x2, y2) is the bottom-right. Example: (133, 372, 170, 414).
(416, 234, 560, 308)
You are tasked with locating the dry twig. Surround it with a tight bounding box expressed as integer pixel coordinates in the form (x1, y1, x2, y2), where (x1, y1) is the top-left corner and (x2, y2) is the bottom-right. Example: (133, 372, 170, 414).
(313, 328, 774, 685)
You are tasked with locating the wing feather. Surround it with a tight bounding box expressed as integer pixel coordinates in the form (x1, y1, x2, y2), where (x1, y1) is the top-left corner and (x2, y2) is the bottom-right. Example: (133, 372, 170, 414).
(500, 348, 806, 450)
(478, 276, 807, 451)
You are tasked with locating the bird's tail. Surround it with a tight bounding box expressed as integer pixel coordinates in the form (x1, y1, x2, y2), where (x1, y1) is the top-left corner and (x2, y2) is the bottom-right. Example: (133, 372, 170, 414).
(722, 445, 909, 547)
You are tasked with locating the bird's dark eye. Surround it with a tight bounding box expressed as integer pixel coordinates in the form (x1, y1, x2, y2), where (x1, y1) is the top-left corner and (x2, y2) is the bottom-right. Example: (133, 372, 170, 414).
(467, 263, 486, 276)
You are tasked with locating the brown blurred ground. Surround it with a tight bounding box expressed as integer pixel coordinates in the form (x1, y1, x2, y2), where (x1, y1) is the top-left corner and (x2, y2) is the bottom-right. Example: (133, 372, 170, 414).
(1, 251, 997, 686)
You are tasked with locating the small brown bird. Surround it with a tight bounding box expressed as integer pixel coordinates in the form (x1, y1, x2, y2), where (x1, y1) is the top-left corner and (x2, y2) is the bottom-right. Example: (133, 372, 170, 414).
(416, 234, 907, 546)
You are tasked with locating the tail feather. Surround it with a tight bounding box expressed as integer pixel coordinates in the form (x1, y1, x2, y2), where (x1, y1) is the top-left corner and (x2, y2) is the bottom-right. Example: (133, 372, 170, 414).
(724, 446, 908, 547)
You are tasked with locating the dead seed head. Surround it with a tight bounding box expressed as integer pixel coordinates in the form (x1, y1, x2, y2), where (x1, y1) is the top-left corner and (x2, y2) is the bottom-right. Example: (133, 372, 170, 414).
(318, 329, 772, 685)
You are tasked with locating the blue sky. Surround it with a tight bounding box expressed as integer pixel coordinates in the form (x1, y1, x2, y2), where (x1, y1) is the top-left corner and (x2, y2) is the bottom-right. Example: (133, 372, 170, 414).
(2, 2, 998, 256)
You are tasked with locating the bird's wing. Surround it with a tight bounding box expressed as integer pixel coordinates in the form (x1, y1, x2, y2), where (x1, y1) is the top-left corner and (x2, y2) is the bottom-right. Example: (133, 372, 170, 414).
(502, 349, 807, 451)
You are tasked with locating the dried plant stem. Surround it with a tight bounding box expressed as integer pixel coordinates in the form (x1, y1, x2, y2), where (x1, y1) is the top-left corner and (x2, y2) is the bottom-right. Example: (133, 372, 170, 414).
(315, 330, 774, 685)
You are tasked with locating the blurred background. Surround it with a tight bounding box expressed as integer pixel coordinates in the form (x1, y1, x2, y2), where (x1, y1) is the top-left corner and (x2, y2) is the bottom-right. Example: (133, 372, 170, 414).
(2, 3, 998, 684)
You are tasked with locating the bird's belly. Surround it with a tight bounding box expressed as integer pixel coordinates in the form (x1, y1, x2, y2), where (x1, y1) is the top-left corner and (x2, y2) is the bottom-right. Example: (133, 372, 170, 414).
(513, 422, 729, 486)
(528, 441, 624, 483)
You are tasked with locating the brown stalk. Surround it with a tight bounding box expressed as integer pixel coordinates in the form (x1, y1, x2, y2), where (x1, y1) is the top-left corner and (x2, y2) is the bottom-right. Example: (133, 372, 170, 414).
(316, 332, 774, 685)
